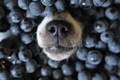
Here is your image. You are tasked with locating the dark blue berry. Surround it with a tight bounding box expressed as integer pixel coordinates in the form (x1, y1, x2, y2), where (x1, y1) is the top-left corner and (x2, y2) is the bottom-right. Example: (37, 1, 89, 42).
(76, 47, 88, 61)
(26, 9, 37, 19)
(85, 62, 97, 69)
(100, 31, 114, 43)
(87, 50, 103, 65)
(7, 53, 22, 64)
(75, 61, 84, 72)
(101, 0, 112, 7)
(55, 0, 65, 12)
(18, 0, 30, 10)
(48, 59, 60, 69)
(4, 0, 18, 10)
(95, 41, 107, 49)
(70, 0, 83, 8)
(29, 2, 44, 16)
(105, 54, 119, 66)
(0, 51, 6, 59)
(25, 59, 38, 73)
(18, 47, 32, 62)
(104, 64, 118, 74)
(10, 64, 25, 78)
(10, 24, 21, 35)
(41, 0, 55, 7)
(52, 70, 63, 80)
(84, 35, 97, 48)
(94, 20, 108, 33)
(105, 7, 119, 20)
(41, 66, 52, 77)
(8, 9, 23, 23)
(0, 71, 10, 80)
(93, 0, 105, 7)
(108, 40, 120, 53)
(20, 19, 35, 32)
(41, 6, 56, 17)
(61, 64, 73, 76)
(92, 73, 107, 80)
(20, 33, 33, 44)
(81, 0, 93, 7)
(78, 71, 91, 80)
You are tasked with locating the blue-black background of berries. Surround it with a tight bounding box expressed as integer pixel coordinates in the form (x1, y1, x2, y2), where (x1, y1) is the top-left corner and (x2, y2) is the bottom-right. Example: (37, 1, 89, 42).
(0, 0, 120, 80)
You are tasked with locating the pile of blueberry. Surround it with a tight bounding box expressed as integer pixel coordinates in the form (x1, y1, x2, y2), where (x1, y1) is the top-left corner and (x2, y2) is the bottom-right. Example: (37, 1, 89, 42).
(0, 0, 120, 80)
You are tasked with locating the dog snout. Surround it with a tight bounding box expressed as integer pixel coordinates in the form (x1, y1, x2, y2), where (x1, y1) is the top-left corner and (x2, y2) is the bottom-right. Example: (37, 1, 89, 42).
(47, 20, 72, 39)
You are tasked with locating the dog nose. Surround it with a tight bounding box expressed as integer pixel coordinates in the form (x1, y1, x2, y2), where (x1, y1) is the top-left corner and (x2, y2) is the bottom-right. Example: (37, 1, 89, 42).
(47, 21, 70, 38)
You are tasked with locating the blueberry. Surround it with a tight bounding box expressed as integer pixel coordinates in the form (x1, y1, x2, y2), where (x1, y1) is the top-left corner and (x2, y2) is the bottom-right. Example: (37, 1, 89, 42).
(20, 19, 35, 32)
(85, 62, 97, 69)
(93, 0, 105, 7)
(76, 47, 88, 61)
(105, 7, 119, 20)
(101, 0, 112, 7)
(52, 70, 63, 80)
(70, 0, 83, 8)
(18, 47, 32, 62)
(7, 53, 22, 64)
(26, 9, 37, 19)
(100, 31, 114, 43)
(41, 0, 55, 7)
(105, 54, 119, 66)
(48, 59, 60, 69)
(0, 51, 6, 59)
(110, 75, 120, 80)
(75, 61, 84, 72)
(84, 35, 97, 48)
(0, 71, 10, 80)
(10, 64, 25, 78)
(25, 59, 38, 73)
(0, 7, 5, 19)
(78, 71, 91, 80)
(55, 0, 65, 12)
(4, 0, 18, 10)
(92, 73, 107, 80)
(87, 50, 103, 65)
(10, 24, 21, 35)
(94, 20, 108, 33)
(18, 0, 30, 10)
(95, 41, 107, 49)
(41, 66, 52, 77)
(29, 2, 44, 16)
(61, 64, 73, 76)
(8, 9, 23, 23)
(81, 0, 93, 7)
(108, 40, 120, 53)
(104, 64, 118, 74)
(41, 6, 56, 17)
(20, 33, 33, 44)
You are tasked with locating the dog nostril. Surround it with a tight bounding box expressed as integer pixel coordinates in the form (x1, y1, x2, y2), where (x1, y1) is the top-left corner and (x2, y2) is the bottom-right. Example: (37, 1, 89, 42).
(61, 26, 68, 33)
(48, 26, 56, 34)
